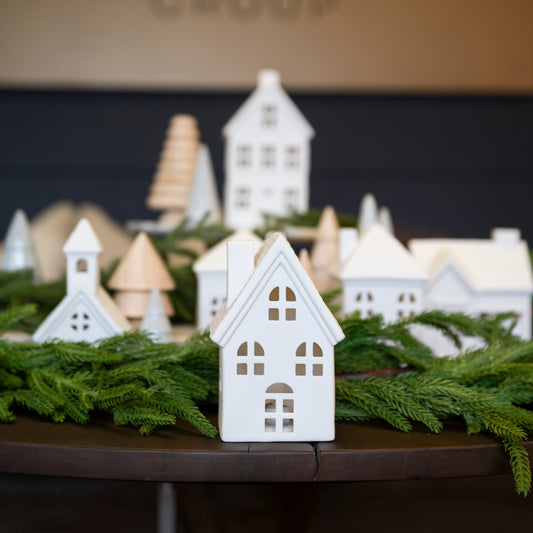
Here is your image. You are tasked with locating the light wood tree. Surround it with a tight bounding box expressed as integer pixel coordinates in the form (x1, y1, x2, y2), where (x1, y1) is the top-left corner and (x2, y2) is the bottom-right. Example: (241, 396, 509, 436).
(310, 206, 339, 292)
(108, 232, 175, 327)
(147, 115, 200, 226)
(298, 248, 315, 285)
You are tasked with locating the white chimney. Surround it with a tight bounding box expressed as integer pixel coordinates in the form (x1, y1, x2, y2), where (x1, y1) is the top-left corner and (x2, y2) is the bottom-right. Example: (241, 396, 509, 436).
(257, 69, 281, 88)
(338, 228, 358, 263)
(226, 241, 255, 307)
(491, 228, 521, 249)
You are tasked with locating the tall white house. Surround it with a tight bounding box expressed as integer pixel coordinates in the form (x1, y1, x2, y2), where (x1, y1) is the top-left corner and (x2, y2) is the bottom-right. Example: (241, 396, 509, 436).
(222, 69, 315, 230)
(409, 228, 533, 342)
(210, 233, 344, 442)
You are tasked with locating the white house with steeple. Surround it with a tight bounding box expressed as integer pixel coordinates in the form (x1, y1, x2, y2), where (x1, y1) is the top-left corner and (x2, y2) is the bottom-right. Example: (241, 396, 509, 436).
(210, 232, 344, 442)
(33, 219, 130, 343)
(222, 69, 315, 230)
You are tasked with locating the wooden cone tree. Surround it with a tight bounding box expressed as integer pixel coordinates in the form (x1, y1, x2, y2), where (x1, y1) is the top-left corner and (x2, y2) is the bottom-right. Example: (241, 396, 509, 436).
(311, 206, 339, 292)
(108, 232, 175, 327)
(298, 248, 315, 286)
(147, 115, 200, 226)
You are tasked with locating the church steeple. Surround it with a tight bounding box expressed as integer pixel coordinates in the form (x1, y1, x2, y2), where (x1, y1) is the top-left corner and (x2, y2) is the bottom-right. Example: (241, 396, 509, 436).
(62, 218, 102, 294)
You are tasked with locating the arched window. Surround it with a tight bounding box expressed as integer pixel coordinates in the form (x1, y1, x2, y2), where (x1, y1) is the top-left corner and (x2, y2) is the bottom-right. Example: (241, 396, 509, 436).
(236, 341, 264, 376)
(76, 259, 88, 272)
(294, 342, 323, 377)
(268, 286, 296, 321)
(265, 383, 293, 433)
(397, 292, 418, 319)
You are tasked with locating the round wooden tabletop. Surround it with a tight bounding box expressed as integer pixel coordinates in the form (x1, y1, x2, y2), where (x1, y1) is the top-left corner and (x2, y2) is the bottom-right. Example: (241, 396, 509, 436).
(0, 413, 528, 483)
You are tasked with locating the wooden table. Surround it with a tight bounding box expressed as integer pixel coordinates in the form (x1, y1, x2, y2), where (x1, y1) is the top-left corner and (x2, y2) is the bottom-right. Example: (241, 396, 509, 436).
(0, 413, 527, 483)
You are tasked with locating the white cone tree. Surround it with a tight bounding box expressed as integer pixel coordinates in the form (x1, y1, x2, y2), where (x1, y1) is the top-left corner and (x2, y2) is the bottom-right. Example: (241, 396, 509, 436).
(358, 193, 378, 234)
(141, 289, 173, 343)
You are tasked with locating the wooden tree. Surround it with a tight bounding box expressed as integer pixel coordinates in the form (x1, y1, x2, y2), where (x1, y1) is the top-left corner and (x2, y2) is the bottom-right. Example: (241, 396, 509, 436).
(311, 205, 339, 292)
(108, 232, 175, 327)
(147, 115, 200, 226)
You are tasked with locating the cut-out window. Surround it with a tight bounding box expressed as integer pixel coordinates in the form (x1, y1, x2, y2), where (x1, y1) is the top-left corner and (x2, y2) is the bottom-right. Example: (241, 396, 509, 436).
(283, 189, 299, 211)
(295, 364, 306, 376)
(283, 399, 294, 413)
(235, 187, 251, 209)
(261, 104, 277, 128)
(367, 310, 374, 318)
(286, 308, 296, 321)
(261, 145, 276, 168)
(283, 419, 294, 432)
(296, 343, 306, 357)
(398, 293, 405, 303)
(268, 286, 297, 321)
(313, 343, 323, 357)
(410, 293, 416, 303)
(76, 259, 88, 272)
(236, 342, 265, 375)
(237, 145, 252, 167)
(367, 292, 373, 302)
(264, 383, 294, 434)
(268, 308, 279, 321)
(285, 146, 300, 169)
(70, 311, 90, 332)
(265, 399, 276, 412)
(265, 418, 276, 432)
(313, 364, 323, 376)
(266, 383, 293, 394)
(398, 310, 404, 318)
(269, 287, 279, 301)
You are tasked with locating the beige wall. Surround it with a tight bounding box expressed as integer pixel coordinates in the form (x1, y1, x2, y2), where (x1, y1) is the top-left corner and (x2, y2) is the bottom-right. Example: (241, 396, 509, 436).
(1, 0, 532, 93)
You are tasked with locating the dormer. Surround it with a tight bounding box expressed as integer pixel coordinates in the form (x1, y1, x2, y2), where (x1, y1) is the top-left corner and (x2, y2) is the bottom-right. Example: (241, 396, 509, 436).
(62, 218, 102, 294)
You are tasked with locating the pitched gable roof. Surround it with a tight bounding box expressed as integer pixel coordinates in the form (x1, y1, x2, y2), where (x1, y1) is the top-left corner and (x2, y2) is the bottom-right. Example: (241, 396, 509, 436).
(222, 70, 314, 140)
(193, 230, 263, 272)
(63, 218, 102, 254)
(33, 285, 130, 343)
(409, 235, 533, 292)
(210, 232, 344, 347)
(337, 224, 428, 281)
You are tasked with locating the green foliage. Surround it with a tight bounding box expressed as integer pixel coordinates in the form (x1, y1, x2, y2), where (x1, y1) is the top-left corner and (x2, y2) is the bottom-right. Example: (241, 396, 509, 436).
(1, 292, 533, 494)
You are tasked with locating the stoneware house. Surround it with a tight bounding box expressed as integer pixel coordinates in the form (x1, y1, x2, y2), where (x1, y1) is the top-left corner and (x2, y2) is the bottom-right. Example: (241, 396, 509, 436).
(222, 69, 315, 230)
(210, 232, 345, 442)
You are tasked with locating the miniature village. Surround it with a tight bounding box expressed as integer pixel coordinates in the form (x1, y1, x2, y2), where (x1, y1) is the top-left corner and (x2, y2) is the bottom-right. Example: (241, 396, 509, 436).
(1, 70, 533, 456)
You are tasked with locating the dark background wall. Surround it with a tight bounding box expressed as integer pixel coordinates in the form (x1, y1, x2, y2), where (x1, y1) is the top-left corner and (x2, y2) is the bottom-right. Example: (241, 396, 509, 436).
(1, 89, 532, 242)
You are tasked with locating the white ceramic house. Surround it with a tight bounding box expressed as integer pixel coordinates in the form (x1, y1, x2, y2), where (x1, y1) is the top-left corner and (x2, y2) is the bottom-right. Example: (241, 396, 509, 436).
(210, 232, 344, 442)
(193, 230, 263, 330)
(335, 224, 428, 322)
(222, 69, 315, 230)
(33, 219, 130, 343)
(409, 228, 533, 341)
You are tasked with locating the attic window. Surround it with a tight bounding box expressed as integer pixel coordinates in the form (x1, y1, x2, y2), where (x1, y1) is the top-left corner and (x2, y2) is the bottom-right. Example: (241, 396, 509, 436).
(261, 145, 276, 168)
(236, 341, 265, 376)
(76, 259, 88, 272)
(268, 286, 296, 321)
(285, 146, 300, 168)
(237, 145, 252, 167)
(262, 104, 277, 128)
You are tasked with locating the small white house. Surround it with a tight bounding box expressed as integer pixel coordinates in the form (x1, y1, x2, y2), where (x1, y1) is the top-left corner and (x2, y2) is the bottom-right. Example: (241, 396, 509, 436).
(409, 228, 533, 341)
(33, 219, 130, 343)
(335, 224, 428, 322)
(210, 232, 344, 442)
(222, 69, 315, 230)
(193, 230, 263, 330)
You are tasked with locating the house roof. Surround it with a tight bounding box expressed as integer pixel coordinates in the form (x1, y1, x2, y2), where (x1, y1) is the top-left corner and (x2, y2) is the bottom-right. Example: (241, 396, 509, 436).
(63, 218, 102, 254)
(409, 235, 533, 292)
(33, 284, 130, 343)
(222, 70, 315, 140)
(336, 224, 428, 281)
(107, 232, 175, 291)
(210, 232, 344, 347)
(193, 230, 263, 272)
